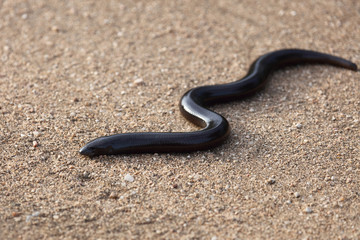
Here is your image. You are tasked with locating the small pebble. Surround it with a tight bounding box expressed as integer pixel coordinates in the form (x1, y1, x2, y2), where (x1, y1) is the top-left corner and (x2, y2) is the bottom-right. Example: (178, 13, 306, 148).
(266, 177, 276, 185)
(12, 212, 21, 217)
(51, 25, 60, 32)
(124, 174, 134, 182)
(296, 123, 302, 129)
(33, 141, 38, 147)
(26, 211, 41, 222)
(82, 171, 90, 179)
(109, 192, 118, 199)
(33, 131, 41, 138)
(26, 215, 32, 222)
(32, 211, 40, 217)
(294, 192, 301, 198)
(304, 207, 313, 213)
(290, 10, 297, 16)
(133, 78, 144, 85)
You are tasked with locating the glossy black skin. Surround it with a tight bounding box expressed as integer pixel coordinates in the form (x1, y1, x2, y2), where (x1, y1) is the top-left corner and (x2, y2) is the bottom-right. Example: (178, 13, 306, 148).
(79, 49, 357, 157)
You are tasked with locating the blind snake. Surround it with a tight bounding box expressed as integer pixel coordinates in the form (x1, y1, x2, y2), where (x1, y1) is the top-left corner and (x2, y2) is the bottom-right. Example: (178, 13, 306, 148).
(79, 49, 357, 157)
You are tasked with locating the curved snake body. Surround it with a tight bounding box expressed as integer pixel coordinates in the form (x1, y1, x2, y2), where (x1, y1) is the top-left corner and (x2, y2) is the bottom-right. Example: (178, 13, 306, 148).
(80, 49, 357, 157)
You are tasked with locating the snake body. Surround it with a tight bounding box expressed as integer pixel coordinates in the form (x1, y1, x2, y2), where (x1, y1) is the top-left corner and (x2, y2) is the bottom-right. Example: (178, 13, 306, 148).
(79, 49, 357, 157)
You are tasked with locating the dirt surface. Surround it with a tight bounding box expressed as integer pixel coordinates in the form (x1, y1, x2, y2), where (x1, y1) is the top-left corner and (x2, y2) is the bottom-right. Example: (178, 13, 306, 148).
(1, 0, 359, 239)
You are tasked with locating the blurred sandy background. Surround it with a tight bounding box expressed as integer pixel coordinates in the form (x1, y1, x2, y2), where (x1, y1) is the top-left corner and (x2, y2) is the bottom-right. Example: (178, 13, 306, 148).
(0, 0, 359, 239)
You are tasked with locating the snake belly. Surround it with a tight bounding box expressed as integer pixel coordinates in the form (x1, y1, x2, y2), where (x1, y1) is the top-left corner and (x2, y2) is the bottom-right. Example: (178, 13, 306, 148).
(79, 49, 357, 157)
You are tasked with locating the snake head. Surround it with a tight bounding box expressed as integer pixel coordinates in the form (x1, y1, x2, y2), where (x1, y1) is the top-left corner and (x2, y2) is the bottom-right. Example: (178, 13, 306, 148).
(79, 145, 97, 157)
(79, 137, 116, 157)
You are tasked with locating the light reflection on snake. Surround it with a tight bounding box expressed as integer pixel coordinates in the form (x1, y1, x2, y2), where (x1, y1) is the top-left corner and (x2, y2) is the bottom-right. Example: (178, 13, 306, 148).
(79, 49, 357, 157)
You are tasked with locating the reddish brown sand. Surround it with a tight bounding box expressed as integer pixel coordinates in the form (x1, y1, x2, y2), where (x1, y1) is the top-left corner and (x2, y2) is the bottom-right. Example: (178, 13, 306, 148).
(1, 0, 359, 239)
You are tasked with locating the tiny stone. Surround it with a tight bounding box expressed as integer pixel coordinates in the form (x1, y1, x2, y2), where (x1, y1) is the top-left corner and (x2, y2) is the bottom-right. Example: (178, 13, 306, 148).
(267, 178, 276, 185)
(109, 192, 118, 199)
(32, 211, 40, 217)
(124, 174, 134, 182)
(249, 107, 255, 112)
(304, 207, 313, 213)
(12, 212, 21, 217)
(294, 192, 301, 198)
(51, 26, 60, 32)
(33, 131, 41, 137)
(296, 123, 302, 129)
(82, 171, 90, 179)
(133, 78, 144, 85)
(33, 141, 38, 147)
(290, 10, 297, 16)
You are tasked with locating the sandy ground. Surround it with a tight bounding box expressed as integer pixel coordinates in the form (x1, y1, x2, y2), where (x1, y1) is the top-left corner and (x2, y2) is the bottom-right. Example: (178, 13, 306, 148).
(1, 0, 359, 239)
